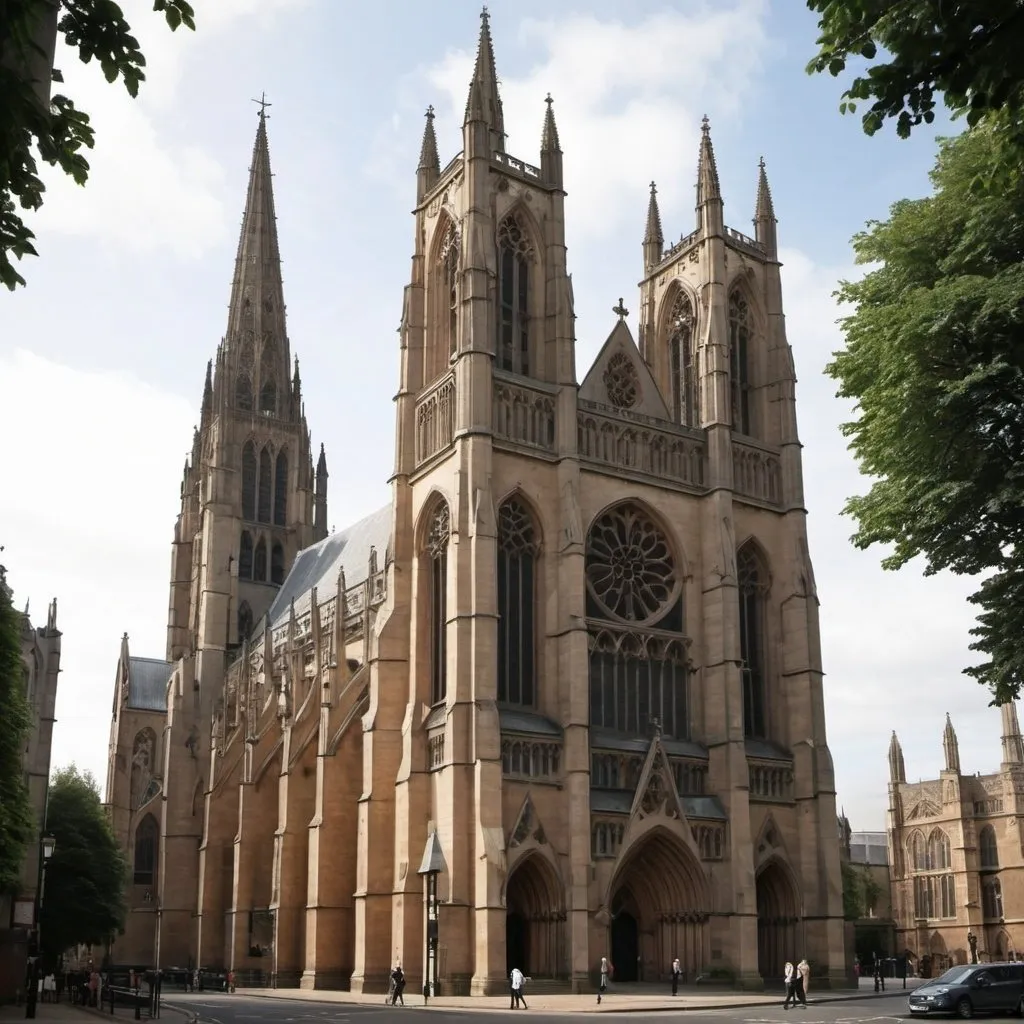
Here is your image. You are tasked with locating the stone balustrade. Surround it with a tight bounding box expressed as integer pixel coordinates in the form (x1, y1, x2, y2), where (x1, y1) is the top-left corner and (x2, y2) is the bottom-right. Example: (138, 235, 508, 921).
(732, 439, 782, 505)
(749, 759, 794, 802)
(493, 375, 557, 453)
(492, 150, 541, 180)
(414, 372, 456, 467)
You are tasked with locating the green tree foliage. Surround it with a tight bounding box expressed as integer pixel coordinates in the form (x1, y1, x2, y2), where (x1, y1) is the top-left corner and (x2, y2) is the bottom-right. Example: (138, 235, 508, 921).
(806, 1, 1024, 140)
(827, 119, 1024, 704)
(0, 574, 34, 894)
(841, 860, 864, 920)
(39, 766, 126, 963)
(1, 0, 196, 290)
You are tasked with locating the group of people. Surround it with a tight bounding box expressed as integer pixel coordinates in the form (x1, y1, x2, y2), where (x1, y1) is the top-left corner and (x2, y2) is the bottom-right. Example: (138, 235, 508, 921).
(783, 958, 813, 1008)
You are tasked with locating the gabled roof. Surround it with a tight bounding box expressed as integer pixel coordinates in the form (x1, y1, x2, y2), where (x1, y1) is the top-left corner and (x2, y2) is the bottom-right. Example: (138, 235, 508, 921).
(127, 657, 171, 712)
(579, 318, 671, 420)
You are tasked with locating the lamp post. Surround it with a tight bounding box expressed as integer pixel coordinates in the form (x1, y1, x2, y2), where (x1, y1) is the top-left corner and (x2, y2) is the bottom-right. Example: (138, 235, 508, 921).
(25, 835, 56, 1020)
(417, 830, 445, 1003)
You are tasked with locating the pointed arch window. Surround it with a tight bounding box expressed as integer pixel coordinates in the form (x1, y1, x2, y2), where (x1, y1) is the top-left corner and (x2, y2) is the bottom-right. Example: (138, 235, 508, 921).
(667, 291, 697, 427)
(497, 215, 533, 375)
(236, 374, 253, 411)
(737, 543, 768, 739)
(440, 223, 460, 360)
(729, 293, 753, 435)
(242, 442, 257, 521)
(260, 378, 277, 416)
(980, 824, 999, 869)
(239, 531, 254, 580)
(983, 877, 1003, 920)
(271, 542, 285, 586)
(254, 538, 267, 582)
(273, 450, 288, 527)
(257, 446, 272, 523)
(133, 814, 159, 885)
(238, 600, 254, 642)
(928, 828, 951, 869)
(425, 502, 450, 705)
(497, 498, 538, 707)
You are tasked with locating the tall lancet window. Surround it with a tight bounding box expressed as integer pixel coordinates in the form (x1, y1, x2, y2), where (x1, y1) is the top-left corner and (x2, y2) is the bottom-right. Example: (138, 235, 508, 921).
(242, 442, 257, 521)
(133, 814, 158, 885)
(497, 498, 538, 707)
(440, 223, 460, 362)
(667, 291, 697, 427)
(271, 542, 285, 585)
(737, 543, 768, 739)
(260, 378, 277, 415)
(254, 538, 267, 582)
(426, 502, 450, 705)
(273, 450, 288, 527)
(497, 215, 533, 375)
(257, 446, 272, 523)
(239, 532, 254, 580)
(237, 601, 254, 641)
(236, 374, 253, 411)
(729, 293, 753, 435)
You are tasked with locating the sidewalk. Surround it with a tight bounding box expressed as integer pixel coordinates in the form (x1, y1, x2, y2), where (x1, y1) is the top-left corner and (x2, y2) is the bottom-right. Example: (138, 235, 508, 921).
(224, 977, 921, 1014)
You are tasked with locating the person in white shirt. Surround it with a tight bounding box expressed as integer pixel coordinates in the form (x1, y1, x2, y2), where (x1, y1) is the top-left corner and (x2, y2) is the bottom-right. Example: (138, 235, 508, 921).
(509, 966, 527, 1009)
(671, 957, 681, 995)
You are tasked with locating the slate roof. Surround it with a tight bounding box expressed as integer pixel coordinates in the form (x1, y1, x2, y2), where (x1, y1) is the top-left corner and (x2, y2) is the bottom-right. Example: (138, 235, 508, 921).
(127, 657, 171, 712)
(266, 504, 392, 628)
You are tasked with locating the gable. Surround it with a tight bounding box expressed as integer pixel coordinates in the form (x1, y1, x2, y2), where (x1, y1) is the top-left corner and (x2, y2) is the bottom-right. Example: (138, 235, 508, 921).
(579, 319, 671, 420)
(907, 800, 941, 821)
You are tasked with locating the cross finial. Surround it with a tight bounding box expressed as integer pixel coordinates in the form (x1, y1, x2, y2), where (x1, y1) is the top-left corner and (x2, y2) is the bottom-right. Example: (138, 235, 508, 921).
(759, 155, 765, 170)
(545, 93, 553, 107)
(613, 298, 629, 320)
(650, 716, 662, 738)
(252, 92, 272, 119)
(481, 5, 489, 22)
(701, 114, 710, 133)
(649, 180, 657, 194)
(426, 104, 435, 119)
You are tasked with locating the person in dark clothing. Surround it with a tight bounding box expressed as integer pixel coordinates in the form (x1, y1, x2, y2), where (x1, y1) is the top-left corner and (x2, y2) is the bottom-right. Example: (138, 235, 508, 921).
(390, 965, 405, 1006)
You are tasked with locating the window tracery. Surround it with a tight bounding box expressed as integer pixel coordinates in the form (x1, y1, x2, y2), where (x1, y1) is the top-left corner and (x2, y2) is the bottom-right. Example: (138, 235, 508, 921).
(273, 450, 288, 527)
(440, 222, 460, 360)
(260, 378, 277, 416)
(980, 824, 999, 869)
(501, 739, 560, 780)
(254, 538, 267, 582)
(737, 543, 768, 739)
(983, 877, 1003, 919)
(667, 291, 697, 426)
(242, 442, 257, 521)
(130, 728, 156, 810)
(497, 498, 538, 706)
(239, 531, 254, 580)
(237, 601, 254, 642)
(236, 374, 253, 411)
(133, 814, 158, 885)
(257, 447, 272, 523)
(729, 293, 752, 435)
(603, 352, 640, 409)
(497, 214, 533, 375)
(425, 502, 450, 704)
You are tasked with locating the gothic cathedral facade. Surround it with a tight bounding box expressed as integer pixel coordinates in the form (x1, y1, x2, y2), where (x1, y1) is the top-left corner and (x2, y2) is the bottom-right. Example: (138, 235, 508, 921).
(104, 11, 846, 995)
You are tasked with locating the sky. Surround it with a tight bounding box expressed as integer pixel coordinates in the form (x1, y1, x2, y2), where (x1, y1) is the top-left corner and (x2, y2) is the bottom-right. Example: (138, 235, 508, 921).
(0, 0, 999, 829)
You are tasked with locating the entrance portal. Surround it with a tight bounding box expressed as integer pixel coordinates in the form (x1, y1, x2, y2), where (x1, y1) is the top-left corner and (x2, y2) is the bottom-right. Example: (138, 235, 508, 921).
(611, 910, 639, 982)
(504, 854, 564, 978)
(756, 861, 800, 982)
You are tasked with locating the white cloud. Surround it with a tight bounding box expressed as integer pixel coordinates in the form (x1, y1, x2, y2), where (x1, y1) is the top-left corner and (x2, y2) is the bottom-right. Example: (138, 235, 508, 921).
(31, 0, 308, 257)
(0, 350, 193, 780)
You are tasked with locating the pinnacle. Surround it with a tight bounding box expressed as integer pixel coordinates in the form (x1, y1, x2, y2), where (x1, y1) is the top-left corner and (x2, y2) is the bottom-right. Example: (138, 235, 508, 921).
(644, 180, 664, 246)
(755, 155, 776, 223)
(463, 7, 505, 146)
(541, 92, 561, 153)
(696, 114, 721, 205)
(418, 105, 440, 174)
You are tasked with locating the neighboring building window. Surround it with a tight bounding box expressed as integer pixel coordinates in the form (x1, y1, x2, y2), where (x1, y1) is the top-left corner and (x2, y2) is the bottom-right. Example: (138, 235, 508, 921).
(260, 378, 277, 415)
(273, 450, 288, 527)
(980, 824, 999, 869)
(496, 214, 533, 375)
(729, 292, 752, 435)
(238, 601, 253, 642)
(497, 498, 538, 706)
(239, 531, 254, 580)
(257, 446, 272, 523)
(242, 442, 257, 521)
(426, 502, 450, 704)
(133, 814, 159, 885)
(983, 877, 1003, 920)
(271, 542, 285, 585)
(737, 543, 768, 739)
(666, 290, 697, 427)
(236, 374, 253, 411)
(254, 538, 267, 582)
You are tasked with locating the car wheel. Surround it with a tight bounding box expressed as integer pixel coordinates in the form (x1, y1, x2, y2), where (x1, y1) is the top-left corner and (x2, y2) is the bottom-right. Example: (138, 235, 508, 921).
(1017, 996, 1024, 1018)
(956, 998, 973, 1019)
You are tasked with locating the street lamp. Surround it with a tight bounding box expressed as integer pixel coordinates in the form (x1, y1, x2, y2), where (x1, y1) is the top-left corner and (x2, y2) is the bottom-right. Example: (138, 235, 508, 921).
(25, 835, 56, 1020)
(417, 830, 445, 1002)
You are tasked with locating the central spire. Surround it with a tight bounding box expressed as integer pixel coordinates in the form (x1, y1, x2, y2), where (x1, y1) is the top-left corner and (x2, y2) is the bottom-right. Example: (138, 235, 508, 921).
(463, 6, 506, 153)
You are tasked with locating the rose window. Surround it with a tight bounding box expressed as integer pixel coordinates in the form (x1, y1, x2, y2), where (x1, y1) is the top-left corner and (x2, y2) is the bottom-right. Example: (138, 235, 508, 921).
(603, 352, 640, 409)
(585, 503, 678, 622)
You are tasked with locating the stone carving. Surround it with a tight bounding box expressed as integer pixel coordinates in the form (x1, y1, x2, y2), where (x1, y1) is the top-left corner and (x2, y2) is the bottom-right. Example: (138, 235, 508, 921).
(603, 352, 640, 409)
(185, 724, 200, 760)
(509, 794, 546, 849)
(562, 479, 582, 547)
(719, 516, 737, 580)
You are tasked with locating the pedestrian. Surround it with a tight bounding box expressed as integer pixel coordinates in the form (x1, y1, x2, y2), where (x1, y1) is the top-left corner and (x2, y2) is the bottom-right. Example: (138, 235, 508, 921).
(228, 969, 236, 994)
(783, 961, 800, 1009)
(597, 957, 613, 1004)
(671, 957, 681, 996)
(510, 966, 527, 1009)
(795, 958, 809, 1007)
(390, 964, 405, 1006)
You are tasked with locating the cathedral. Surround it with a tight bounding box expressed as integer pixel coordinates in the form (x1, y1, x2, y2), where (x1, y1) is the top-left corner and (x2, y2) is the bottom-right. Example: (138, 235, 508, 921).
(103, 11, 847, 995)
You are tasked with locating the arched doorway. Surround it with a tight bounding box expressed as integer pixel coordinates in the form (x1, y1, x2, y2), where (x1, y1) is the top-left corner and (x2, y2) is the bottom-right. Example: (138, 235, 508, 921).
(505, 854, 565, 978)
(756, 861, 800, 983)
(607, 827, 709, 983)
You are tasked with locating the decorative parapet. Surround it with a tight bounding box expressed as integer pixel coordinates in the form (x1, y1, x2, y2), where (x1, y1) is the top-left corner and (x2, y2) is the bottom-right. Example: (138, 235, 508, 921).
(725, 226, 766, 258)
(493, 374, 557, 453)
(732, 438, 782, 506)
(749, 759, 795, 802)
(415, 372, 456, 467)
(501, 737, 561, 782)
(492, 150, 541, 183)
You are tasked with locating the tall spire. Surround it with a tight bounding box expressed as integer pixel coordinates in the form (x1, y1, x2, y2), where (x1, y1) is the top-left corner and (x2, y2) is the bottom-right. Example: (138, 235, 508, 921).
(943, 713, 961, 773)
(201, 359, 213, 426)
(314, 443, 329, 543)
(643, 181, 664, 269)
(540, 93, 562, 187)
(888, 730, 906, 783)
(463, 7, 505, 153)
(754, 156, 777, 257)
(1001, 701, 1024, 764)
(695, 115, 723, 236)
(417, 105, 440, 202)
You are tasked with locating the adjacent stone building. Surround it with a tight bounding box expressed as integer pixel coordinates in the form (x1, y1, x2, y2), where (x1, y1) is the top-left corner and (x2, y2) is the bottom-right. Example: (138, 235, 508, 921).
(0, 568, 61, 1001)
(103, 10, 848, 994)
(888, 708, 1024, 974)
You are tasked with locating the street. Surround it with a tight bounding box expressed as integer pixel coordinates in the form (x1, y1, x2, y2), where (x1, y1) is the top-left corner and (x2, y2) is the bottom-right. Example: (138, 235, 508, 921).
(164, 991, 929, 1024)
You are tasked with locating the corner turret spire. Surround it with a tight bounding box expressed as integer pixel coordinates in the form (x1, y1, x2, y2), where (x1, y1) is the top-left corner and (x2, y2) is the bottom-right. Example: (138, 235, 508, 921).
(314, 442, 329, 542)
(643, 181, 664, 269)
(201, 359, 213, 426)
(463, 7, 506, 153)
(888, 730, 906, 783)
(942, 713, 961, 773)
(754, 156, 777, 257)
(417, 105, 440, 202)
(540, 93, 562, 186)
(1001, 701, 1024, 765)
(695, 115, 723, 235)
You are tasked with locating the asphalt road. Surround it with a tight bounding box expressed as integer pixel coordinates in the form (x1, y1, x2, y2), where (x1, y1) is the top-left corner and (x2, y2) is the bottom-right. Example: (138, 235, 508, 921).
(163, 991, 932, 1024)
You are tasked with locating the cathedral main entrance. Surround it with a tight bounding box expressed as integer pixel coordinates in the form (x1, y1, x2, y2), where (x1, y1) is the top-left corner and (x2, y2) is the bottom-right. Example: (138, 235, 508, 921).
(607, 828, 708, 983)
(756, 861, 801, 982)
(505, 854, 564, 978)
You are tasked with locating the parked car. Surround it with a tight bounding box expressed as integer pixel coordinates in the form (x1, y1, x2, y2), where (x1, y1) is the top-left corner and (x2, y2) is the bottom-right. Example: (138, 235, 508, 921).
(908, 964, 1024, 1018)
